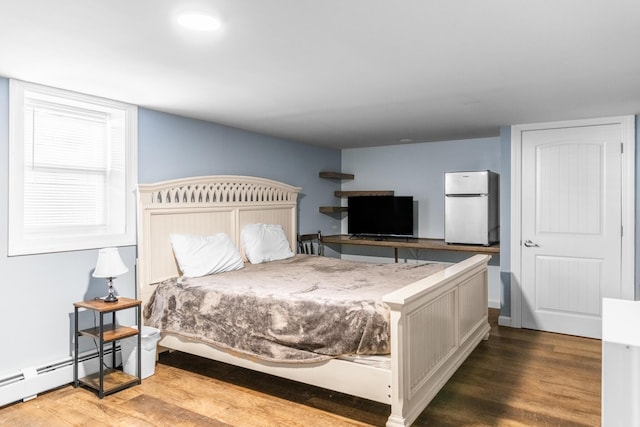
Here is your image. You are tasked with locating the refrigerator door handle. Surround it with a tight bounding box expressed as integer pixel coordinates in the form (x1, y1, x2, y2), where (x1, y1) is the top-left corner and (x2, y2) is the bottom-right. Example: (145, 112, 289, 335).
(523, 239, 540, 247)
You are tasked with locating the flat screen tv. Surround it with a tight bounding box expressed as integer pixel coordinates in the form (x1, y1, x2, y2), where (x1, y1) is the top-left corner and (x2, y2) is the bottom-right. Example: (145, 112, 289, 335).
(348, 195, 413, 237)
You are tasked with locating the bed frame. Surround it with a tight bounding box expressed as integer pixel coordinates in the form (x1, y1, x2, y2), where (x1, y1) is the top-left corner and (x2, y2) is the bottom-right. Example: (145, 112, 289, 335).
(137, 175, 491, 427)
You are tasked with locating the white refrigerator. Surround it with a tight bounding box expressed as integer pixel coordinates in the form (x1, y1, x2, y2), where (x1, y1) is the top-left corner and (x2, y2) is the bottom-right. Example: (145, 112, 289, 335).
(444, 171, 499, 245)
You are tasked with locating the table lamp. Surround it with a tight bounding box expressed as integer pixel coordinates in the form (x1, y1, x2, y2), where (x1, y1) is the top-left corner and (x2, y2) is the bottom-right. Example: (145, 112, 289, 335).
(93, 248, 128, 302)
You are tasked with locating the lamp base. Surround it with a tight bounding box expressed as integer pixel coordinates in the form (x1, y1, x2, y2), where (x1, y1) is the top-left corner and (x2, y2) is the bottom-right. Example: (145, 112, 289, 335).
(104, 278, 119, 303)
(104, 293, 119, 303)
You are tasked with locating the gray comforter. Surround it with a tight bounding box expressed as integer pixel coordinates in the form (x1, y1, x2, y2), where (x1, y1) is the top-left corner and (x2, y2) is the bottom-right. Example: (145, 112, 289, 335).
(144, 255, 446, 363)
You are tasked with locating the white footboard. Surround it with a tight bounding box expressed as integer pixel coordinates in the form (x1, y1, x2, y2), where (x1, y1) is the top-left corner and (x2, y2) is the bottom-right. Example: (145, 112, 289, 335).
(383, 254, 491, 427)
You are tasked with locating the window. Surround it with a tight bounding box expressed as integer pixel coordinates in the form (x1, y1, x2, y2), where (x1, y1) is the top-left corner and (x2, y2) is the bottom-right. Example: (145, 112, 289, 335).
(9, 80, 137, 255)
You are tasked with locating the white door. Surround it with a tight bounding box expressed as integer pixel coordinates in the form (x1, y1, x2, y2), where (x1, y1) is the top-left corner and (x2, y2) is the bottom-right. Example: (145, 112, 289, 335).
(519, 123, 624, 338)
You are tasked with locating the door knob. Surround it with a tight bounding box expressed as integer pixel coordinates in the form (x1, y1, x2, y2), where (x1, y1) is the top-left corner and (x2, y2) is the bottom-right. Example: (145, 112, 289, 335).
(523, 239, 539, 247)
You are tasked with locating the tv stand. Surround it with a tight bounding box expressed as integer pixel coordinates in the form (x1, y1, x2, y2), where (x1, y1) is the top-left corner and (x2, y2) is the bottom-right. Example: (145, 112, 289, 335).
(323, 234, 499, 263)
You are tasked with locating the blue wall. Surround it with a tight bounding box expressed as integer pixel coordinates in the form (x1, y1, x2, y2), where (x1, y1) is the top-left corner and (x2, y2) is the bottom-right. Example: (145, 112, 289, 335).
(341, 137, 503, 308)
(137, 108, 341, 235)
(499, 126, 512, 315)
(342, 138, 501, 239)
(0, 76, 340, 384)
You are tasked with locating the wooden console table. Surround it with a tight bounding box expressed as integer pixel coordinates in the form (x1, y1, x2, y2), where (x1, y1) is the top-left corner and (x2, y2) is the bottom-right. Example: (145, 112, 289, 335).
(321, 234, 499, 262)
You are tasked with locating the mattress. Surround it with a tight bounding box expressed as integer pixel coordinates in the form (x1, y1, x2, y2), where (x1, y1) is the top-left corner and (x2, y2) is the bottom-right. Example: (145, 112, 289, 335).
(144, 255, 446, 363)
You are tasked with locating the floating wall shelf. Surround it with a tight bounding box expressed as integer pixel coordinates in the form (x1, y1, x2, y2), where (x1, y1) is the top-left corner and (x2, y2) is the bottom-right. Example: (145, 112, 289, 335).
(319, 171, 355, 180)
(318, 171, 393, 214)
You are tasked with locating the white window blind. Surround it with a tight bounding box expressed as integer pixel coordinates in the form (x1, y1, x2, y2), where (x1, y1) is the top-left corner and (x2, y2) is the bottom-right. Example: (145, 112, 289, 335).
(9, 80, 137, 255)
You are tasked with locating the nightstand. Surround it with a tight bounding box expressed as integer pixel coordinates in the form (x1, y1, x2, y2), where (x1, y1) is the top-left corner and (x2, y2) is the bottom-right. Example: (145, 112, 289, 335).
(73, 297, 142, 398)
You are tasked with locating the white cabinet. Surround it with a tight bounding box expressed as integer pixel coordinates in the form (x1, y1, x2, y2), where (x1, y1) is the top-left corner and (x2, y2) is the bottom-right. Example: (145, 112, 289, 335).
(602, 298, 640, 426)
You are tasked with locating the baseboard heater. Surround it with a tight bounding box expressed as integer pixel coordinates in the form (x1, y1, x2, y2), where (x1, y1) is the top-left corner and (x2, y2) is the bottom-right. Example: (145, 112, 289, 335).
(0, 348, 122, 407)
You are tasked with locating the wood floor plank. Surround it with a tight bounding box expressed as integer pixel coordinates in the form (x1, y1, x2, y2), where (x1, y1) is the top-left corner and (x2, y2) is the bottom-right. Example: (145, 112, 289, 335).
(0, 309, 602, 426)
(130, 359, 371, 426)
(120, 394, 232, 427)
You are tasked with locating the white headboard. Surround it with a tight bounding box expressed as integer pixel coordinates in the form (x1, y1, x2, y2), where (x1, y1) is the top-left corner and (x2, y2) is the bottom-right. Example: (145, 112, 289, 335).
(136, 175, 301, 303)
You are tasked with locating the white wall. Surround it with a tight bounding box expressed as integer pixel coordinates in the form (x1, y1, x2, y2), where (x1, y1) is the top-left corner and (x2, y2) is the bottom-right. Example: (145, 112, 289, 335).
(340, 137, 502, 307)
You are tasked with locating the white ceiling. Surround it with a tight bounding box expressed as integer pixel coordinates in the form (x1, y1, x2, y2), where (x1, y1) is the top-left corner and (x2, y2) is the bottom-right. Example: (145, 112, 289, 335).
(2, 0, 640, 149)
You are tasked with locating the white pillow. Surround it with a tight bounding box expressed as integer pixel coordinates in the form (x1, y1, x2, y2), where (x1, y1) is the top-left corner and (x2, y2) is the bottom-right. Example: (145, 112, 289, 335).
(241, 223, 294, 264)
(169, 233, 244, 278)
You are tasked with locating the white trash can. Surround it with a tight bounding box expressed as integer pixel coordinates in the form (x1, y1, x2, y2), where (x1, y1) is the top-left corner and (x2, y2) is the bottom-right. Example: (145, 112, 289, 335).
(121, 326, 160, 379)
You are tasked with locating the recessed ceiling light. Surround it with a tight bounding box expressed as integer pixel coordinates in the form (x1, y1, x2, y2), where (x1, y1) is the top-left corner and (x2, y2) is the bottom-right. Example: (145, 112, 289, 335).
(177, 12, 222, 31)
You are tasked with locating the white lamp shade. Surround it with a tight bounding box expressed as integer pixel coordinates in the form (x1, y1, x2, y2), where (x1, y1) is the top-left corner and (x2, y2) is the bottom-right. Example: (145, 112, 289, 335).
(93, 248, 129, 278)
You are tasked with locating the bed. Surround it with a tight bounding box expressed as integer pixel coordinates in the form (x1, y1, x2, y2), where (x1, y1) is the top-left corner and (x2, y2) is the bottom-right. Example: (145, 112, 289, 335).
(136, 175, 491, 427)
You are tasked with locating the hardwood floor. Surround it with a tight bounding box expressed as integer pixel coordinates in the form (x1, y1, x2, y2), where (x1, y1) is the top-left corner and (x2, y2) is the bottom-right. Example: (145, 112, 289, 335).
(0, 309, 601, 426)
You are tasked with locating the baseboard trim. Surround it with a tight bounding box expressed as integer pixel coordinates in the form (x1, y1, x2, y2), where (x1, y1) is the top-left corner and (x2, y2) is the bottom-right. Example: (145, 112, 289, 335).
(0, 348, 121, 407)
(498, 315, 512, 327)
